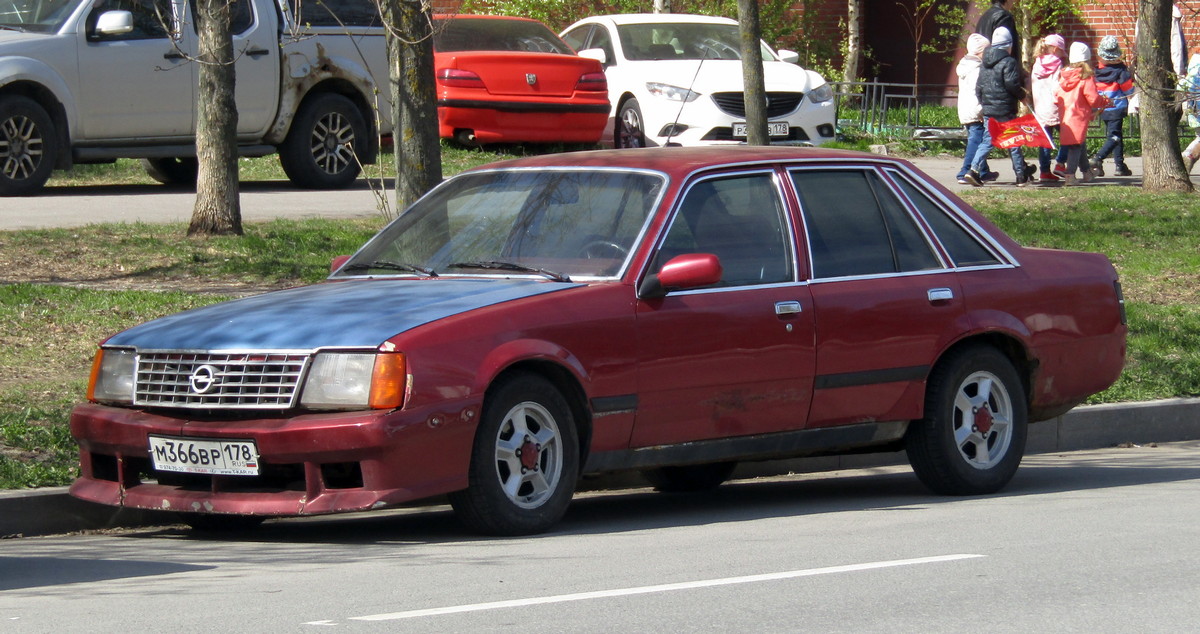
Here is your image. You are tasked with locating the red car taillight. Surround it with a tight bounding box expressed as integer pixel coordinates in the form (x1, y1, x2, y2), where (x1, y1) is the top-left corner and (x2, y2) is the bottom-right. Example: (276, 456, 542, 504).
(437, 68, 485, 88)
(576, 71, 608, 92)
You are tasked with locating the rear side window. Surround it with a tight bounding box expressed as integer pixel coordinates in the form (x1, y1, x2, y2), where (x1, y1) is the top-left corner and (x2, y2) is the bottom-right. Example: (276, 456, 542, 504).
(791, 169, 940, 279)
(895, 179, 1001, 267)
(293, 0, 379, 27)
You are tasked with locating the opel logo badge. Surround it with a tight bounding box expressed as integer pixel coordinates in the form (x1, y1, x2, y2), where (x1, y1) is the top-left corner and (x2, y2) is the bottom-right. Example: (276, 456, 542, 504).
(526, 73, 537, 85)
(189, 365, 218, 394)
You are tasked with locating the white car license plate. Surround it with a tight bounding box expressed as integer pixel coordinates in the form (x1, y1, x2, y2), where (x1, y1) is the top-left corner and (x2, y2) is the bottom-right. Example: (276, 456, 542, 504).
(149, 435, 260, 476)
(733, 121, 789, 138)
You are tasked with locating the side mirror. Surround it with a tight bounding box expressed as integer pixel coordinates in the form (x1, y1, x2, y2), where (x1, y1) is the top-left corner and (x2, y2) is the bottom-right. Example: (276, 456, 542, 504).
(777, 49, 800, 64)
(637, 253, 723, 299)
(330, 255, 351, 273)
(95, 10, 134, 36)
(578, 48, 608, 66)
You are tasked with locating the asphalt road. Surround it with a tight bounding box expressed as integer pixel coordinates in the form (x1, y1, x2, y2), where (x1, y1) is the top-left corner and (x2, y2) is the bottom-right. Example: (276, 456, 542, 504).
(3, 441, 1198, 631)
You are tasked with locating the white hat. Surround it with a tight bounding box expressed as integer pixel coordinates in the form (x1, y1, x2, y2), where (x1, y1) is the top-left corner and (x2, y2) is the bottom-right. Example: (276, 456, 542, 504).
(1069, 42, 1091, 64)
(967, 33, 990, 56)
(991, 27, 1013, 49)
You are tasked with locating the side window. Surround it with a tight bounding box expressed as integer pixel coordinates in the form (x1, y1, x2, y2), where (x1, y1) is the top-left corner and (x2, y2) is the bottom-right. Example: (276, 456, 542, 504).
(294, 0, 379, 27)
(895, 179, 1001, 267)
(655, 173, 793, 287)
(792, 169, 940, 279)
(88, 0, 173, 40)
(560, 25, 592, 53)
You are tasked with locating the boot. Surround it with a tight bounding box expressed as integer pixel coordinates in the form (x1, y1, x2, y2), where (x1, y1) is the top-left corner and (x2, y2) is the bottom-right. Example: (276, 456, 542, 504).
(1090, 158, 1104, 177)
(1114, 163, 1133, 177)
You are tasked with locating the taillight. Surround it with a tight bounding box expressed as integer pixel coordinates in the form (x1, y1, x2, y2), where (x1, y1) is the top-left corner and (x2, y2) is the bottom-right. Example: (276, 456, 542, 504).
(437, 68, 485, 89)
(576, 71, 607, 92)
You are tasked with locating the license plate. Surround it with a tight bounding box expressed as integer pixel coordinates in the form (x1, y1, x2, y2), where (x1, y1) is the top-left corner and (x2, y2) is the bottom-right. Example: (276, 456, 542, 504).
(149, 435, 260, 476)
(732, 121, 789, 138)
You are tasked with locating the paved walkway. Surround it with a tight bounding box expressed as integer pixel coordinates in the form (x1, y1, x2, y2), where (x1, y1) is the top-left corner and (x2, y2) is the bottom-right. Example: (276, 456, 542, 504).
(906, 154, 1160, 190)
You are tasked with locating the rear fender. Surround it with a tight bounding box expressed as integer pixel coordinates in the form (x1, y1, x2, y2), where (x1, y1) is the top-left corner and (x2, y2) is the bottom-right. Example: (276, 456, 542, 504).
(267, 44, 384, 145)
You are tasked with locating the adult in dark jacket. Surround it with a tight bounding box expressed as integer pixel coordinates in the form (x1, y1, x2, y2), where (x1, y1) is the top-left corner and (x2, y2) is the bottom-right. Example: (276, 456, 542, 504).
(965, 27, 1034, 186)
(976, 0, 1020, 63)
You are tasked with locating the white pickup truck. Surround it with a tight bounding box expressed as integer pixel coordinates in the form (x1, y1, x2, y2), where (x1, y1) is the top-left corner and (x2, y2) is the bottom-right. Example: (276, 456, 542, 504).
(0, 0, 390, 195)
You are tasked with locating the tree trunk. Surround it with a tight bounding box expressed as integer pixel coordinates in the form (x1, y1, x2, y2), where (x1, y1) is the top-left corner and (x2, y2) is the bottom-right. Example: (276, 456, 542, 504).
(738, 0, 768, 145)
(383, 0, 442, 209)
(842, 0, 861, 83)
(189, 0, 242, 236)
(1137, 0, 1193, 192)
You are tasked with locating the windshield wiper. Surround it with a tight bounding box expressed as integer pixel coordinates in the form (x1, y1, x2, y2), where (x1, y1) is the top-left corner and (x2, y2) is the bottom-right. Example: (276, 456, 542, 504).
(447, 261, 571, 283)
(341, 260, 438, 277)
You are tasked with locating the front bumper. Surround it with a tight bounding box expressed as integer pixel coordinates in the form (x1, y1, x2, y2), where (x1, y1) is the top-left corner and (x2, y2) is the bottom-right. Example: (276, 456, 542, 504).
(69, 401, 475, 517)
(639, 94, 836, 147)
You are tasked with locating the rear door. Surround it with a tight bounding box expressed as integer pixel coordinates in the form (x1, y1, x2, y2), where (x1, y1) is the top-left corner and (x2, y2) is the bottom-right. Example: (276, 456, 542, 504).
(224, 0, 278, 136)
(632, 169, 815, 447)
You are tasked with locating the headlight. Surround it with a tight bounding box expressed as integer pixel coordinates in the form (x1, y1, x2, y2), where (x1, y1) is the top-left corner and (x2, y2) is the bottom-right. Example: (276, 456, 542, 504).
(807, 83, 834, 104)
(88, 348, 136, 404)
(300, 352, 406, 410)
(646, 82, 700, 102)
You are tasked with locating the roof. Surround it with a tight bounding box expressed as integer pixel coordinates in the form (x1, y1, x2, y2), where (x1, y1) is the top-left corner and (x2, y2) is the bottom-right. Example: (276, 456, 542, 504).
(587, 13, 738, 26)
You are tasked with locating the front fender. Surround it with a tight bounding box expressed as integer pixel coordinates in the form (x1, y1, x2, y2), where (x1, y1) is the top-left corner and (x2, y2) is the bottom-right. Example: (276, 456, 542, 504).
(0, 56, 76, 138)
(475, 339, 590, 397)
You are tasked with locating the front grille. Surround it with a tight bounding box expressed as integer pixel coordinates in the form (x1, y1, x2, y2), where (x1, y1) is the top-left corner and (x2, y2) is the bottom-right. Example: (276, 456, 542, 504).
(701, 127, 812, 142)
(135, 352, 309, 409)
(711, 92, 805, 118)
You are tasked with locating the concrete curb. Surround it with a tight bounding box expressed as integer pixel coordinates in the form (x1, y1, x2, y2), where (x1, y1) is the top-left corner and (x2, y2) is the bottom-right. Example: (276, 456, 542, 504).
(3, 398, 1198, 539)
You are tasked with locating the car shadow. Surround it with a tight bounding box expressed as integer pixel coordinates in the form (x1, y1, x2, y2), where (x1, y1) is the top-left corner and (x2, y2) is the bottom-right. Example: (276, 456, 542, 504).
(0, 556, 214, 591)
(39, 178, 396, 198)
(122, 446, 1200, 546)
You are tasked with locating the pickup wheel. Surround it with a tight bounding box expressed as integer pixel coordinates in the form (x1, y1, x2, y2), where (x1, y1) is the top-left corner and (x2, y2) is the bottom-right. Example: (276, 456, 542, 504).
(0, 95, 57, 196)
(448, 373, 579, 535)
(278, 93, 366, 189)
(906, 346, 1028, 496)
(142, 157, 199, 186)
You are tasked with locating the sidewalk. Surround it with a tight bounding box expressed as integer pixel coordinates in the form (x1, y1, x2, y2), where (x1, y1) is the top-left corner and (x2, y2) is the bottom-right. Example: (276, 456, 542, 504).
(906, 154, 1157, 190)
(3, 398, 1198, 538)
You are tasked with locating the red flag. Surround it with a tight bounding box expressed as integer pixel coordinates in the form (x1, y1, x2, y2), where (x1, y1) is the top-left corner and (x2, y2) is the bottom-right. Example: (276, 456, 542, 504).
(988, 113, 1055, 149)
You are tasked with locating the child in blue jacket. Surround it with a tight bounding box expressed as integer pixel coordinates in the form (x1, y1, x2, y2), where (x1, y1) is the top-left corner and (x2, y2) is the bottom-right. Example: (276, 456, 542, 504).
(1092, 35, 1135, 176)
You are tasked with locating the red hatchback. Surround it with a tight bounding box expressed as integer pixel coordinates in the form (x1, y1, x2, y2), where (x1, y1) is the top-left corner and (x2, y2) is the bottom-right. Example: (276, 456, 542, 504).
(432, 15, 610, 146)
(70, 147, 1126, 535)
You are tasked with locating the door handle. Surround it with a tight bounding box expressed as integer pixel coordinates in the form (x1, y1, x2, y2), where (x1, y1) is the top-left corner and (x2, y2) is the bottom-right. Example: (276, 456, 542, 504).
(927, 288, 954, 303)
(775, 301, 802, 315)
(163, 51, 186, 60)
(245, 46, 270, 58)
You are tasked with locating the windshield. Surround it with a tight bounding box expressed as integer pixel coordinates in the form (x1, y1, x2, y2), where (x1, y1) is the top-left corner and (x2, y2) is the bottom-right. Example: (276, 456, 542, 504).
(617, 22, 774, 61)
(337, 169, 664, 280)
(434, 17, 574, 55)
(0, 0, 81, 31)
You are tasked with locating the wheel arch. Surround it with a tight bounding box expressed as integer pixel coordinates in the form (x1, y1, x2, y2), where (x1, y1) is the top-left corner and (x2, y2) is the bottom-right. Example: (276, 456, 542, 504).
(485, 360, 593, 475)
(0, 79, 73, 170)
(931, 332, 1036, 411)
(270, 77, 380, 162)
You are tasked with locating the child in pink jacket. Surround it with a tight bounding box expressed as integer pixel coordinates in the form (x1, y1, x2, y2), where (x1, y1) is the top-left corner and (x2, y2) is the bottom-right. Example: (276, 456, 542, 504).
(1055, 42, 1110, 185)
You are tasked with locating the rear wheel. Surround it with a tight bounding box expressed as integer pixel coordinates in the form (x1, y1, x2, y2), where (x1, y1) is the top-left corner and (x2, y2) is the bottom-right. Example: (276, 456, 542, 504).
(278, 93, 366, 189)
(642, 462, 737, 492)
(449, 373, 579, 535)
(906, 346, 1028, 495)
(0, 95, 57, 196)
(615, 98, 646, 148)
(142, 157, 198, 186)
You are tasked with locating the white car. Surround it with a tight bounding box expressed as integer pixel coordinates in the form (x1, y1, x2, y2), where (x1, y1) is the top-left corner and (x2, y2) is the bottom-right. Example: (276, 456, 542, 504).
(561, 13, 836, 148)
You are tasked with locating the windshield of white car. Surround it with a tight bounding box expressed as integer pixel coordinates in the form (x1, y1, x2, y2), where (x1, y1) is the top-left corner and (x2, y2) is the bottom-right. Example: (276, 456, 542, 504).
(0, 0, 80, 31)
(434, 17, 574, 55)
(616, 23, 773, 61)
(336, 169, 663, 280)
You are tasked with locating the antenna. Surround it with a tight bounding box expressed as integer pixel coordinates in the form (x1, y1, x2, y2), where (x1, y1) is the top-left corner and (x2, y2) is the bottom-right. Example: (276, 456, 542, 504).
(665, 45, 713, 147)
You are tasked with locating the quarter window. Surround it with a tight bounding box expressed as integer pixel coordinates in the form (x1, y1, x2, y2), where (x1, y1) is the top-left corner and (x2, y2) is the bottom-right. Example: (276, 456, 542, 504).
(654, 173, 792, 287)
(894, 179, 1001, 267)
(792, 169, 940, 279)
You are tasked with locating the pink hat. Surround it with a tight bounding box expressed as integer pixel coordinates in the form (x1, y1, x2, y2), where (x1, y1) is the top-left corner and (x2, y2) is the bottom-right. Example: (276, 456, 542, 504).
(967, 33, 990, 56)
(1045, 34, 1066, 51)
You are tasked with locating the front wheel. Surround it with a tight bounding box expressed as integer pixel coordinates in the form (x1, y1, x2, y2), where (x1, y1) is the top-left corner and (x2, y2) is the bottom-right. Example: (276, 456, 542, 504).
(449, 373, 579, 536)
(0, 95, 58, 196)
(278, 93, 367, 189)
(615, 98, 646, 149)
(906, 346, 1028, 495)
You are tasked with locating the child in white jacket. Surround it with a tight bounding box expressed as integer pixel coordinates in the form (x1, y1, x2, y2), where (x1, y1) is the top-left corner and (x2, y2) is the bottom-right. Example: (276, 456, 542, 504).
(1031, 34, 1067, 181)
(956, 33, 996, 184)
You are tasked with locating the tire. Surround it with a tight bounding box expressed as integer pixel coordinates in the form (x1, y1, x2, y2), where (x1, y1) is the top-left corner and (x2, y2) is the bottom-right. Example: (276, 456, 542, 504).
(181, 514, 266, 532)
(0, 95, 57, 197)
(278, 93, 366, 189)
(448, 373, 580, 536)
(642, 462, 737, 493)
(615, 97, 646, 149)
(906, 345, 1028, 496)
(141, 157, 198, 186)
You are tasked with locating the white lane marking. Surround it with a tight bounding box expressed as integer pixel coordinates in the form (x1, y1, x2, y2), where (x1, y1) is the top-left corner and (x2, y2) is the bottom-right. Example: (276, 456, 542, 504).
(350, 553, 985, 622)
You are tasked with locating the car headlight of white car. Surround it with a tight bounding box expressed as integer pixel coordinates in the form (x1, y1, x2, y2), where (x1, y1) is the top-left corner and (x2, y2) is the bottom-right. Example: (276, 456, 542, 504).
(807, 82, 834, 104)
(646, 82, 700, 102)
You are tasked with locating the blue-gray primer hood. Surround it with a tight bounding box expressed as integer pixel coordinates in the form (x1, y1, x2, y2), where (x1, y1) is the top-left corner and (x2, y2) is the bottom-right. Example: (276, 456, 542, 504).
(105, 278, 579, 350)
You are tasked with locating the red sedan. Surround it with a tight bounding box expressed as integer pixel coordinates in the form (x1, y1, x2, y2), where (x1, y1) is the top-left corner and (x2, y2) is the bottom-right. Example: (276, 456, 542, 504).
(432, 15, 610, 146)
(71, 147, 1126, 535)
